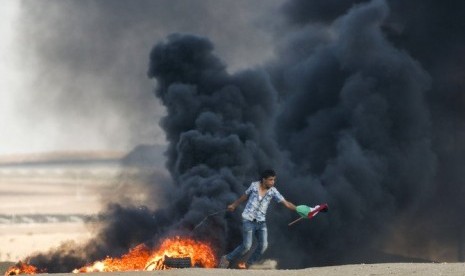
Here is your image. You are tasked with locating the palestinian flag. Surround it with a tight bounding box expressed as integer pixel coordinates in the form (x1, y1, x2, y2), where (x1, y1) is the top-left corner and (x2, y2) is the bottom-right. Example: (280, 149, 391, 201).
(296, 203, 329, 219)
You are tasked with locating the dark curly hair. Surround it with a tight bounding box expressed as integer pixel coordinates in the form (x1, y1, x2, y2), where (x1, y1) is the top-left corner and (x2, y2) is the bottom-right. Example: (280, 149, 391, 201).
(260, 169, 276, 180)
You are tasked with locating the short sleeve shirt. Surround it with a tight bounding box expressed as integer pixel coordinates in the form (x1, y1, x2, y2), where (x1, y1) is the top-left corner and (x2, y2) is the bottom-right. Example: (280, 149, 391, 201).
(242, 181, 285, 222)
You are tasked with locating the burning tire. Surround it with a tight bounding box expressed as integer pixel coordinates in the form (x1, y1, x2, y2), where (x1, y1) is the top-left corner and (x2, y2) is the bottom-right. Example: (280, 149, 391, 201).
(163, 256, 192, 268)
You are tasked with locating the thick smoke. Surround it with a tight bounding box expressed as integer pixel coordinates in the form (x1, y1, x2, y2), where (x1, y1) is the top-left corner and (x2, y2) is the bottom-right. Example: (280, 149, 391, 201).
(269, 0, 465, 265)
(144, 0, 437, 267)
(24, 0, 465, 271)
(378, 0, 465, 261)
(146, 33, 285, 248)
(267, 0, 435, 266)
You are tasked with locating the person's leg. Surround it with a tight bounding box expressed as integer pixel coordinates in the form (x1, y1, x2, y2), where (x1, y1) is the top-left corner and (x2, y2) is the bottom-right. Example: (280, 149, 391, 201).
(246, 221, 268, 266)
(220, 220, 253, 267)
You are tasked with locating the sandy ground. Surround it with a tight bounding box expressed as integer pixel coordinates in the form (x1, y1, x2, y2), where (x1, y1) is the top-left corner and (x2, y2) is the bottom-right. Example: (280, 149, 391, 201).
(0, 223, 93, 261)
(2, 262, 465, 276)
(0, 172, 106, 262)
(0, 177, 108, 215)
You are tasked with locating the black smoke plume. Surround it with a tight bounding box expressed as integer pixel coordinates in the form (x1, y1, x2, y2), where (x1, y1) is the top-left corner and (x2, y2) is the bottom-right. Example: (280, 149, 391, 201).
(146, 32, 286, 249)
(268, 0, 465, 266)
(267, 0, 435, 266)
(25, 0, 465, 271)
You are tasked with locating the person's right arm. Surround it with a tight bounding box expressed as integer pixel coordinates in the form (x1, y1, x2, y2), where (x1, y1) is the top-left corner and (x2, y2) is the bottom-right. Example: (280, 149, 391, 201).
(227, 194, 248, 211)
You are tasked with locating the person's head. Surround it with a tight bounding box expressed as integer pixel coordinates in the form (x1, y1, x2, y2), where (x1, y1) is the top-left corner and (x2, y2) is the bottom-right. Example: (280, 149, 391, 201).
(260, 169, 276, 189)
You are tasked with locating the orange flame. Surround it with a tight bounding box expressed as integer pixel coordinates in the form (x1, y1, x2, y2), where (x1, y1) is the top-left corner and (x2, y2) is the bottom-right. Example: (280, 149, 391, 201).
(145, 236, 217, 270)
(5, 261, 41, 276)
(73, 244, 152, 273)
(74, 236, 217, 273)
(6, 236, 217, 275)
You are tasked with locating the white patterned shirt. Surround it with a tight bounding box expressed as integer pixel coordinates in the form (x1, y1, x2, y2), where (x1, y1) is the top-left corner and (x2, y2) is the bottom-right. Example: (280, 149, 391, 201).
(242, 181, 285, 222)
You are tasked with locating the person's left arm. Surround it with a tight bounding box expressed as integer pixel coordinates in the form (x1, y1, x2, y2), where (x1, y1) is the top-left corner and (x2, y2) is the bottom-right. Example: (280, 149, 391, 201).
(272, 188, 296, 211)
(281, 199, 296, 211)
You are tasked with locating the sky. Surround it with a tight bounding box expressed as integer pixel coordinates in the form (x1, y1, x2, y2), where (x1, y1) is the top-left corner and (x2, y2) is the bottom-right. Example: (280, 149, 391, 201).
(0, 0, 284, 155)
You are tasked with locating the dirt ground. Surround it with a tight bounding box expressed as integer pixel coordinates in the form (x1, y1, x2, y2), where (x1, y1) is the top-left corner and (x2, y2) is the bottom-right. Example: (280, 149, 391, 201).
(0, 176, 102, 262)
(2, 262, 465, 276)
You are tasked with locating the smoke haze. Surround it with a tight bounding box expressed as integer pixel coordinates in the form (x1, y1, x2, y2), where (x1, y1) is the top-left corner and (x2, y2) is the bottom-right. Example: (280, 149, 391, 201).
(1, 0, 282, 154)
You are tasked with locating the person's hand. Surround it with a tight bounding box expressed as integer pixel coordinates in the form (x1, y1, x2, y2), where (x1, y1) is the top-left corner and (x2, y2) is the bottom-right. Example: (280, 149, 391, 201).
(296, 205, 311, 217)
(227, 204, 236, 212)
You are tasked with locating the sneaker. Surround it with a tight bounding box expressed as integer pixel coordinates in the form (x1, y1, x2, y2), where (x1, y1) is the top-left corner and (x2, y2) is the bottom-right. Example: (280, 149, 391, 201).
(218, 255, 230, 268)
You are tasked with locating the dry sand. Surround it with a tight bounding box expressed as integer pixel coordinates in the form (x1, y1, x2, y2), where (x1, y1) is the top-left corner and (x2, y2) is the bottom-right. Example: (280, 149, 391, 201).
(0, 223, 93, 261)
(0, 175, 103, 262)
(2, 262, 465, 276)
